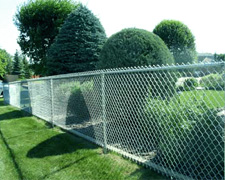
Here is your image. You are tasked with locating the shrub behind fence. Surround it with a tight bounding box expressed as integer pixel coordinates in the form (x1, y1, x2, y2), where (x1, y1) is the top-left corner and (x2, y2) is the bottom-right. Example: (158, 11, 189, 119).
(3, 62, 225, 180)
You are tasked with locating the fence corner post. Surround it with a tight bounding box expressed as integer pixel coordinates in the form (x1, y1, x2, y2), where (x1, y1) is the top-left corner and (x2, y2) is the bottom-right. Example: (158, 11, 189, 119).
(50, 78, 54, 128)
(101, 72, 107, 154)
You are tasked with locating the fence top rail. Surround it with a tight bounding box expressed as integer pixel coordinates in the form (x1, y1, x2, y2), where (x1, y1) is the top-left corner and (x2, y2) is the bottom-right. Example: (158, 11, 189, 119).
(7, 61, 225, 84)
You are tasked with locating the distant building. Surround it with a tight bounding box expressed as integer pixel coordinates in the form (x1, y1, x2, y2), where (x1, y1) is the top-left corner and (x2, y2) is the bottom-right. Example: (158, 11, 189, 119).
(197, 53, 214, 62)
(202, 57, 214, 63)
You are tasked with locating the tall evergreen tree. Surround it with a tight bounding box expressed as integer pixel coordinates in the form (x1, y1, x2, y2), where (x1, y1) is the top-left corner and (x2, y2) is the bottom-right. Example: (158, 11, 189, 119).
(47, 4, 107, 75)
(12, 50, 23, 77)
(6, 57, 13, 75)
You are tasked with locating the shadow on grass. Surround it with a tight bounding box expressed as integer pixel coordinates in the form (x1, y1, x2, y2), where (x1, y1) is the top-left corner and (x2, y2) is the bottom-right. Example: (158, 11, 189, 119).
(0, 128, 23, 179)
(27, 133, 97, 158)
(0, 110, 32, 121)
(41, 157, 86, 179)
(129, 167, 169, 180)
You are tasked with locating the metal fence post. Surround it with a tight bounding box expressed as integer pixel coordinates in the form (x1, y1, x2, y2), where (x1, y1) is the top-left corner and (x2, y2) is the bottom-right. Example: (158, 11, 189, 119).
(101, 72, 107, 154)
(223, 63, 225, 180)
(27, 82, 32, 114)
(50, 78, 54, 128)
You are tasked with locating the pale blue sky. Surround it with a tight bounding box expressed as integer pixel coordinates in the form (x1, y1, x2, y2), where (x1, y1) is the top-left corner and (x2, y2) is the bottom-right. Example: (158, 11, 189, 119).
(0, 0, 224, 56)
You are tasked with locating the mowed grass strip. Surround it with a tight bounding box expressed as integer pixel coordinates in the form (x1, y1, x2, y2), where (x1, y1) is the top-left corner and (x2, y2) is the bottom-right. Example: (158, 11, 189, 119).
(0, 132, 20, 180)
(179, 90, 225, 108)
(0, 99, 166, 180)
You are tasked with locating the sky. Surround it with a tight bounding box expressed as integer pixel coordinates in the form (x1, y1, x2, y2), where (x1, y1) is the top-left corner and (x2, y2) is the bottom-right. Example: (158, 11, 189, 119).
(0, 0, 224, 56)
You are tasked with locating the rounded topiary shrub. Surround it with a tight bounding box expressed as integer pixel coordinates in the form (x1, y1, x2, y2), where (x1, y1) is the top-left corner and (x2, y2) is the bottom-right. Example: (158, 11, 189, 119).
(153, 20, 197, 64)
(98, 28, 174, 69)
(97, 29, 177, 150)
(99, 28, 176, 98)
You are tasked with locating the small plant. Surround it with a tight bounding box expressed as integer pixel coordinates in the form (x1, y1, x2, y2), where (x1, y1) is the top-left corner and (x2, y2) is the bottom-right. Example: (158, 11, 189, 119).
(54, 80, 94, 125)
(183, 78, 198, 90)
(200, 73, 224, 90)
(144, 93, 223, 179)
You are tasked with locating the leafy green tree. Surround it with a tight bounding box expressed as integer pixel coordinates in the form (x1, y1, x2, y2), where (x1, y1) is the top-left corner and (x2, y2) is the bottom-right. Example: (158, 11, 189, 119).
(153, 20, 197, 64)
(98, 28, 174, 69)
(214, 53, 225, 61)
(47, 5, 106, 75)
(12, 50, 24, 78)
(0, 49, 11, 78)
(14, 0, 78, 75)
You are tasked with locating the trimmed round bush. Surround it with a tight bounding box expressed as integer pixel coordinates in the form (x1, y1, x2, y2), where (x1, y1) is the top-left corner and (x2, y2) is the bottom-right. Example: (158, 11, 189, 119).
(99, 28, 176, 100)
(98, 28, 174, 69)
(153, 20, 197, 64)
(97, 29, 177, 147)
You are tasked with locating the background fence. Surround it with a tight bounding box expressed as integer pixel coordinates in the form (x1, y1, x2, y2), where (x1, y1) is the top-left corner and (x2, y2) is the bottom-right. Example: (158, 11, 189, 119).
(3, 62, 225, 180)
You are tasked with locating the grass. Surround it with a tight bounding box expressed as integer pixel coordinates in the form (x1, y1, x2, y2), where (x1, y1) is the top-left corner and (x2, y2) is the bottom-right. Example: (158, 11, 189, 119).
(179, 90, 225, 108)
(0, 98, 166, 180)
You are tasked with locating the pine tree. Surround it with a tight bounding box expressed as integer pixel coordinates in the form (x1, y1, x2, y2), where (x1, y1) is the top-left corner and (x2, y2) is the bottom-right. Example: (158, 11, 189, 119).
(12, 50, 23, 78)
(6, 57, 13, 74)
(47, 4, 106, 75)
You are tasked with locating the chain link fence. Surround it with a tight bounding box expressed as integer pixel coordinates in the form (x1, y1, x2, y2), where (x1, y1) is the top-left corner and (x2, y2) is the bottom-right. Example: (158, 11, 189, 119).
(3, 62, 225, 180)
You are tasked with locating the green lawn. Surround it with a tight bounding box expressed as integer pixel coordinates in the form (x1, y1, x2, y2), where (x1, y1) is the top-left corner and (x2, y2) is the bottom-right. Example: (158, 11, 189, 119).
(0, 98, 166, 180)
(179, 90, 225, 108)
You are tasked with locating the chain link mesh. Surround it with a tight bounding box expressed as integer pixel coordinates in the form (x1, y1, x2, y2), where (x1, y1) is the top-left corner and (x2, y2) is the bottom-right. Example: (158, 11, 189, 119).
(3, 62, 225, 180)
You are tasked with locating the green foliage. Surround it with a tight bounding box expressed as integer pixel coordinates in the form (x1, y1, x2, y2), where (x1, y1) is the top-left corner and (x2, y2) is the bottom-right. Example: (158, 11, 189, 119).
(214, 53, 225, 61)
(22, 56, 32, 79)
(149, 70, 177, 98)
(200, 73, 224, 90)
(144, 96, 204, 147)
(5, 57, 13, 75)
(176, 85, 184, 92)
(56, 81, 93, 97)
(47, 5, 106, 75)
(144, 92, 224, 179)
(153, 20, 197, 64)
(183, 77, 198, 90)
(55, 81, 94, 124)
(98, 28, 174, 69)
(98, 28, 175, 99)
(12, 50, 23, 77)
(12, 51, 32, 79)
(14, 0, 78, 75)
(0, 49, 11, 78)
